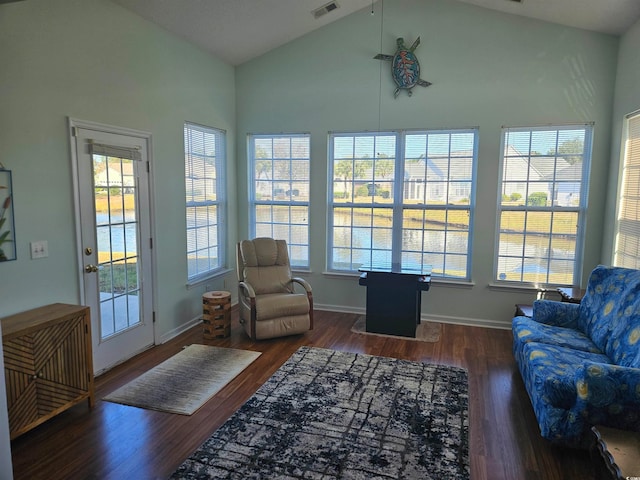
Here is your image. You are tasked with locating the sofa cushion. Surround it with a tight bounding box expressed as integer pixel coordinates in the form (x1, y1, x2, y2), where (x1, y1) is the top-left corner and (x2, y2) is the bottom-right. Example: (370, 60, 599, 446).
(513, 316, 601, 354)
(520, 342, 610, 409)
(578, 266, 640, 363)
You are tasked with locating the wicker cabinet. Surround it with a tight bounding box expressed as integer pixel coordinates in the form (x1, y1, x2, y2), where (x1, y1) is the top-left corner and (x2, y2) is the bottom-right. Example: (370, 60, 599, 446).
(1, 303, 94, 439)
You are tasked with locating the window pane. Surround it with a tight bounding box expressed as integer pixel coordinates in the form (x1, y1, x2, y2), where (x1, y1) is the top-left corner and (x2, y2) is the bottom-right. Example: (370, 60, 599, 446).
(185, 123, 226, 280)
(401, 208, 470, 279)
(353, 227, 372, 249)
(497, 125, 591, 285)
(333, 226, 352, 248)
(249, 134, 311, 267)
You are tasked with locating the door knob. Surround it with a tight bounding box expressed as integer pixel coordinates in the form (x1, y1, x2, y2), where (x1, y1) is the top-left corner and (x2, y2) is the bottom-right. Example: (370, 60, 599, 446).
(84, 264, 98, 273)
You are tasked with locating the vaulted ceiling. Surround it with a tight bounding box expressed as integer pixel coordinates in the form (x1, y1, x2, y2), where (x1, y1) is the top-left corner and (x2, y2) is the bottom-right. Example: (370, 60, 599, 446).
(111, 0, 640, 66)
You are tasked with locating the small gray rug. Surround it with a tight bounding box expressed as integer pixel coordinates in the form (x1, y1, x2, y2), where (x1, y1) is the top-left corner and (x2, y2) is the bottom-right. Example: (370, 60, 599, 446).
(171, 346, 469, 479)
(103, 344, 261, 415)
(351, 315, 441, 342)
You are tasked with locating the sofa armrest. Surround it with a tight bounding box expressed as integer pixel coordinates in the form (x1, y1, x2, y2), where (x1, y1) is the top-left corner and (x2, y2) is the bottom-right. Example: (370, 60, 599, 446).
(565, 362, 640, 441)
(575, 362, 640, 407)
(532, 299, 580, 329)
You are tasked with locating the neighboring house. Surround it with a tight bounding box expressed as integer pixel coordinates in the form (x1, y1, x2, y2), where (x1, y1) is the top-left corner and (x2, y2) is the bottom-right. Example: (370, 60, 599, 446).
(255, 176, 309, 200)
(500, 146, 572, 204)
(93, 160, 136, 193)
(333, 155, 472, 203)
(404, 156, 471, 203)
(544, 162, 583, 206)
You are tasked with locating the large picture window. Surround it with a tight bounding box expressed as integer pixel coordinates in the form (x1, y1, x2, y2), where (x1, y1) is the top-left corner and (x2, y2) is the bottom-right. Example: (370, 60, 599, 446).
(184, 122, 226, 281)
(496, 124, 592, 285)
(328, 129, 478, 279)
(613, 112, 640, 269)
(249, 134, 310, 268)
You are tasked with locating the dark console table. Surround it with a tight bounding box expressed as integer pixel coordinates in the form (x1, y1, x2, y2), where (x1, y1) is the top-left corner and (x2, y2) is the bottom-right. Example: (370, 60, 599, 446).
(358, 263, 431, 337)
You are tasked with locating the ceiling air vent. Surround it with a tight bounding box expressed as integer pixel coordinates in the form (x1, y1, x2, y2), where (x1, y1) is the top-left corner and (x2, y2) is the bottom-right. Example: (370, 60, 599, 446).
(313, 1, 340, 19)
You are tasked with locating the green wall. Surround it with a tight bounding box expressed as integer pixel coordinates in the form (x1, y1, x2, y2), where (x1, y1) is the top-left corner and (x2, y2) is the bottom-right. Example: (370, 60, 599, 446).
(0, 0, 627, 336)
(603, 18, 640, 261)
(236, 0, 619, 328)
(0, 0, 237, 339)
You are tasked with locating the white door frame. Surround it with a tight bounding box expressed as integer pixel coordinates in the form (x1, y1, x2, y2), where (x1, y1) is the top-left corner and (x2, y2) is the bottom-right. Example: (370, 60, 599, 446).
(69, 117, 158, 374)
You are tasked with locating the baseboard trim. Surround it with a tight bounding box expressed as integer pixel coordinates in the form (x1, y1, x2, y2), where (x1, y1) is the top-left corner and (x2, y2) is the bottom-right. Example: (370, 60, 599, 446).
(314, 304, 365, 315)
(159, 301, 240, 344)
(160, 301, 510, 345)
(421, 313, 511, 330)
(159, 315, 203, 344)
(314, 303, 511, 330)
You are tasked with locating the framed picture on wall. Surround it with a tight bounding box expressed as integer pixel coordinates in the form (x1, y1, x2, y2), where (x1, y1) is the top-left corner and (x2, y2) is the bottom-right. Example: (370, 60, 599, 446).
(0, 169, 16, 262)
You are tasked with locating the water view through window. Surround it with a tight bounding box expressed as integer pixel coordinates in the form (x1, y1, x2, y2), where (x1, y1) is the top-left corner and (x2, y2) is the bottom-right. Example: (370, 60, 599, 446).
(93, 154, 141, 339)
(496, 125, 593, 285)
(329, 129, 477, 279)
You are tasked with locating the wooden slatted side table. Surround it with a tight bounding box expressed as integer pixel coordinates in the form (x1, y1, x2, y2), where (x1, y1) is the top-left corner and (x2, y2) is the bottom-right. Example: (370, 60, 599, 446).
(202, 291, 231, 339)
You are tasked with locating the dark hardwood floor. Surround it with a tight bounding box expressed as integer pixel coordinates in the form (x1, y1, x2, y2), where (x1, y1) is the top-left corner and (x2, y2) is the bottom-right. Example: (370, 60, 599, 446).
(9, 310, 592, 479)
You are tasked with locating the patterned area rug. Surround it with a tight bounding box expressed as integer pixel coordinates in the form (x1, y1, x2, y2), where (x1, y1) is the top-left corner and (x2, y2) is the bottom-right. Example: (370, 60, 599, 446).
(171, 346, 469, 479)
(351, 315, 441, 342)
(103, 345, 261, 415)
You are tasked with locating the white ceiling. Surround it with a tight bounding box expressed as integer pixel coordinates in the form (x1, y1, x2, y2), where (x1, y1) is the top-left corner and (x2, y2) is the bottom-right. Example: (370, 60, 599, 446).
(111, 0, 640, 66)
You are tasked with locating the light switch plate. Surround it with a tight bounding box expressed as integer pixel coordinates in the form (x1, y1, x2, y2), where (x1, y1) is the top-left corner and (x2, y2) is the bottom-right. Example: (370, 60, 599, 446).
(30, 240, 48, 259)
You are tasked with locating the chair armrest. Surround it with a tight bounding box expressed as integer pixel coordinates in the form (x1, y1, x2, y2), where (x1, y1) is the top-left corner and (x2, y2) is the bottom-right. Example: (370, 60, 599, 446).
(238, 281, 256, 299)
(290, 277, 312, 293)
(532, 299, 580, 329)
(290, 277, 314, 330)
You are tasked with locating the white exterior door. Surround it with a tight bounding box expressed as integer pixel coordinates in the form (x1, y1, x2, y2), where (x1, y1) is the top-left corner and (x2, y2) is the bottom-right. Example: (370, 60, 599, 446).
(71, 120, 155, 375)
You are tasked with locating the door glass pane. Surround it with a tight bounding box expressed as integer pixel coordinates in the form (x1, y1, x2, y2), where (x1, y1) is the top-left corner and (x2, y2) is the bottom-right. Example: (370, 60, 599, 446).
(93, 154, 141, 340)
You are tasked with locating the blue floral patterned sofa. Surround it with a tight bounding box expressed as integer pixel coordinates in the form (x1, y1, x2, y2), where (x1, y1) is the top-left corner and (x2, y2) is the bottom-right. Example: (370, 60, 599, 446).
(512, 265, 640, 447)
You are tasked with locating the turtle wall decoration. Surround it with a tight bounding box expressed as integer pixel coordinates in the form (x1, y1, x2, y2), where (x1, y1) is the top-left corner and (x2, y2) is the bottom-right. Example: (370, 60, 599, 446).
(374, 37, 432, 98)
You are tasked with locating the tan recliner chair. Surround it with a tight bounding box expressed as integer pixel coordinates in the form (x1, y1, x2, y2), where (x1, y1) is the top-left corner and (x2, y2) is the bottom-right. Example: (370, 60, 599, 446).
(236, 237, 313, 340)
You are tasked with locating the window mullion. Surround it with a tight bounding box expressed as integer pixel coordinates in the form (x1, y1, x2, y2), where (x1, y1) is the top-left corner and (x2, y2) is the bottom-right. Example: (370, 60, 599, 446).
(392, 131, 404, 266)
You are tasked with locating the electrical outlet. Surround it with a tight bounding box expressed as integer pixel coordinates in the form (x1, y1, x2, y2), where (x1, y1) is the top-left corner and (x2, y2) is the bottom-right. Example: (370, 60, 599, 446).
(30, 240, 49, 259)
(223, 278, 228, 289)
(205, 284, 212, 293)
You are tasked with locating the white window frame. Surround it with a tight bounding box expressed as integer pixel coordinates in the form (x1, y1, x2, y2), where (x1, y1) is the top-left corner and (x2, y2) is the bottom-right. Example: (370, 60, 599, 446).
(613, 111, 640, 269)
(248, 133, 311, 269)
(495, 124, 593, 286)
(184, 122, 226, 282)
(327, 128, 478, 280)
